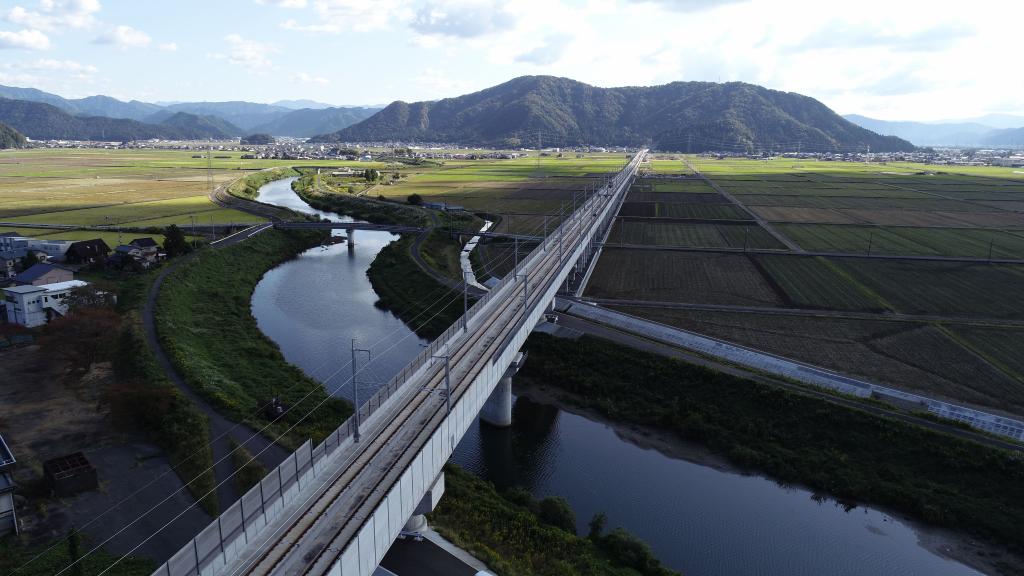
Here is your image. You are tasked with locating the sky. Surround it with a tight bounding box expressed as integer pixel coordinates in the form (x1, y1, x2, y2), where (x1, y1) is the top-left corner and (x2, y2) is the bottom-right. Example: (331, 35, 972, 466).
(0, 0, 1020, 121)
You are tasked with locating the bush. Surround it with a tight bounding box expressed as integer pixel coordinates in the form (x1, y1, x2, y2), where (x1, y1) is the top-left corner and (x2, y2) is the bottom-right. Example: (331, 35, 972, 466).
(539, 496, 577, 535)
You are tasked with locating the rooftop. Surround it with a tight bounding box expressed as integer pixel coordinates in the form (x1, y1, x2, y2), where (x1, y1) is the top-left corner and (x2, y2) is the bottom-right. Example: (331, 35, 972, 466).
(13, 262, 65, 284)
(40, 280, 88, 292)
(2, 284, 47, 295)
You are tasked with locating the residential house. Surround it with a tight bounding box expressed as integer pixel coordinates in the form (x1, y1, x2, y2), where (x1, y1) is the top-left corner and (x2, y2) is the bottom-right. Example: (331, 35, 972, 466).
(0, 232, 28, 252)
(26, 239, 72, 261)
(0, 433, 16, 535)
(108, 244, 148, 269)
(65, 239, 111, 264)
(2, 280, 88, 327)
(0, 234, 72, 262)
(129, 237, 162, 264)
(14, 263, 73, 286)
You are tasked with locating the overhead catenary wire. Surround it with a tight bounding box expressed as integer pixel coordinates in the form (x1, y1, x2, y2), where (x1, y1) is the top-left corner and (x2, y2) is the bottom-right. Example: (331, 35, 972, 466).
(85, 181, 597, 576)
(49, 173, 599, 576)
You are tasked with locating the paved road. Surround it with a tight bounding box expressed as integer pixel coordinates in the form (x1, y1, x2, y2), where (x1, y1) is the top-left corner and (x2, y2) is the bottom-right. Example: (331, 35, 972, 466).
(555, 311, 1024, 454)
(142, 223, 288, 513)
(581, 296, 1024, 328)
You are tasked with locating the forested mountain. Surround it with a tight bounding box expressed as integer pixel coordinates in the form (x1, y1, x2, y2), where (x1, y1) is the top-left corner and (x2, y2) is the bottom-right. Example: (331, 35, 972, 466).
(981, 128, 1024, 149)
(156, 112, 242, 138)
(0, 122, 26, 148)
(0, 85, 160, 120)
(311, 76, 914, 152)
(158, 101, 292, 131)
(251, 106, 380, 137)
(0, 98, 238, 140)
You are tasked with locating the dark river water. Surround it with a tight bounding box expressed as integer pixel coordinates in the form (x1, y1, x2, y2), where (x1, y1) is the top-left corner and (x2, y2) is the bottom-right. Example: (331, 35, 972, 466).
(250, 178, 982, 576)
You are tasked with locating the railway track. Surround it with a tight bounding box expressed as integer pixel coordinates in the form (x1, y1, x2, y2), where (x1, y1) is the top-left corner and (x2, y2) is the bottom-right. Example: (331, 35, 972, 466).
(229, 171, 616, 576)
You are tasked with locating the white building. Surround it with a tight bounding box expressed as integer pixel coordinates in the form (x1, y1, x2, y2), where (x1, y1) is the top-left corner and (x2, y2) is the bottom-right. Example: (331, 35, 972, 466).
(2, 280, 88, 327)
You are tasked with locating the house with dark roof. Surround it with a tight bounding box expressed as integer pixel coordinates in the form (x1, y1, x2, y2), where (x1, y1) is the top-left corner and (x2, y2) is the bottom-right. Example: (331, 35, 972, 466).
(13, 263, 73, 286)
(65, 239, 111, 265)
(129, 237, 162, 264)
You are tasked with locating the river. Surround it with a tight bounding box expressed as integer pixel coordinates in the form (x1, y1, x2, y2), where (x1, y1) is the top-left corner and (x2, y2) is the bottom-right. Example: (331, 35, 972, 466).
(249, 177, 984, 576)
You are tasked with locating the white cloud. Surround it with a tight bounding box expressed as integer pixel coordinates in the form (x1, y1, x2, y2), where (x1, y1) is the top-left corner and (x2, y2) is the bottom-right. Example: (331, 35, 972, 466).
(312, 0, 409, 32)
(92, 25, 151, 48)
(255, 0, 308, 6)
(515, 34, 571, 65)
(158, 42, 178, 52)
(5, 0, 101, 31)
(0, 28, 50, 50)
(8, 58, 97, 74)
(627, 0, 748, 12)
(215, 33, 277, 71)
(281, 18, 340, 33)
(293, 72, 329, 85)
(410, 0, 515, 38)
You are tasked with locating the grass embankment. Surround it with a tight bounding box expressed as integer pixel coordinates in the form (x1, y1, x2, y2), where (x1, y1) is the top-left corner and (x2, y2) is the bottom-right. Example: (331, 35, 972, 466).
(520, 333, 1024, 554)
(431, 465, 679, 576)
(227, 167, 298, 200)
(292, 170, 429, 227)
(230, 440, 268, 495)
(155, 229, 351, 448)
(367, 235, 465, 340)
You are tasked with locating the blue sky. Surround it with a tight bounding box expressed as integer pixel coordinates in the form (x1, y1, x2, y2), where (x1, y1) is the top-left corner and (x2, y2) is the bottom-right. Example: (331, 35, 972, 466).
(0, 0, 1020, 121)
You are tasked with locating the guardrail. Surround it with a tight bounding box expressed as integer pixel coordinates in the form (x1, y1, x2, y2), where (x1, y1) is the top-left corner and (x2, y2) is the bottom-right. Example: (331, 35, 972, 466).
(151, 151, 646, 576)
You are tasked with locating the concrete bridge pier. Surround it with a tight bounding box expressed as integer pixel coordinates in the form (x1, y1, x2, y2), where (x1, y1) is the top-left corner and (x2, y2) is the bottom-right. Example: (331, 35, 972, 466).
(480, 352, 527, 427)
(346, 228, 355, 247)
(403, 472, 446, 535)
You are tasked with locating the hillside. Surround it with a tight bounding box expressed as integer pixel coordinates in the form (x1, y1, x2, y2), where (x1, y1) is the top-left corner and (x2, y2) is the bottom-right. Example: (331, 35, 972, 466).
(311, 76, 914, 152)
(0, 122, 26, 148)
(980, 127, 1024, 148)
(0, 98, 237, 141)
(160, 101, 291, 130)
(251, 106, 380, 137)
(157, 111, 242, 138)
(844, 114, 995, 147)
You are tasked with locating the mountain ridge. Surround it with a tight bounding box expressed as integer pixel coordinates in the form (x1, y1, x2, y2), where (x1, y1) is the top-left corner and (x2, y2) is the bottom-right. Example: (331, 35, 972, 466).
(311, 76, 913, 152)
(0, 98, 240, 141)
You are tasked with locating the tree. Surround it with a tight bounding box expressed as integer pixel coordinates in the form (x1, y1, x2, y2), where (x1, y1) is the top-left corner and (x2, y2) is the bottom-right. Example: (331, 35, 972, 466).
(163, 224, 192, 257)
(588, 512, 607, 540)
(407, 193, 423, 206)
(538, 496, 576, 535)
(363, 168, 379, 182)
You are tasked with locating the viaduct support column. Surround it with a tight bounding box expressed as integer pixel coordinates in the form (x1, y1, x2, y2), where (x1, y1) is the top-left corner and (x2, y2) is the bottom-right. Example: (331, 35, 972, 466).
(346, 228, 355, 246)
(480, 374, 513, 427)
(481, 352, 526, 427)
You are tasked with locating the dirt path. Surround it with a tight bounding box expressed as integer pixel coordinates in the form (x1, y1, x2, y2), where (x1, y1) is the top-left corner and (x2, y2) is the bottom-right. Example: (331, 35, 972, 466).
(142, 226, 288, 512)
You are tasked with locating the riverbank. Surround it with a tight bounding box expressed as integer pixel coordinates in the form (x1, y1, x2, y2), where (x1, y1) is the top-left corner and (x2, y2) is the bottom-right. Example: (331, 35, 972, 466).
(366, 235, 465, 340)
(292, 169, 429, 226)
(512, 380, 1024, 576)
(228, 167, 299, 200)
(155, 228, 351, 448)
(430, 464, 680, 576)
(519, 332, 1024, 568)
